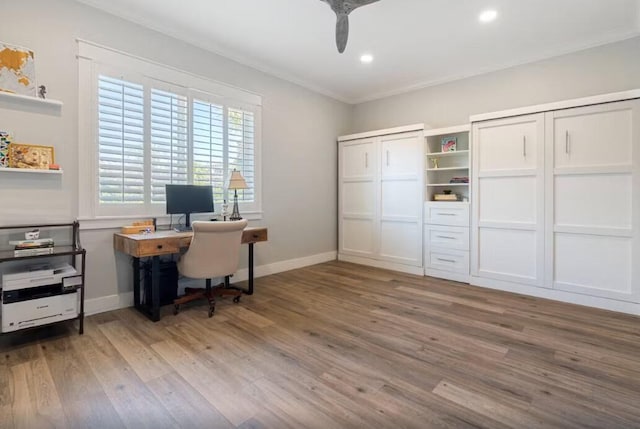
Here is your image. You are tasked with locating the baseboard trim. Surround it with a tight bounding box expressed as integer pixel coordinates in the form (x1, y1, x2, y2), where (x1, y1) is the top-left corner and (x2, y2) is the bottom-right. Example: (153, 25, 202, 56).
(85, 251, 337, 315)
(470, 276, 640, 316)
(85, 291, 134, 316)
(338, 254, 424, 276)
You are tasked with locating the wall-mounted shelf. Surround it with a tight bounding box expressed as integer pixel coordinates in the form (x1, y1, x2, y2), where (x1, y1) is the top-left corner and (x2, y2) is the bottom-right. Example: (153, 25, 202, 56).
(425, 126, 470, 203)
(0, 91, 63, 108)
(0, 167, 63, 175)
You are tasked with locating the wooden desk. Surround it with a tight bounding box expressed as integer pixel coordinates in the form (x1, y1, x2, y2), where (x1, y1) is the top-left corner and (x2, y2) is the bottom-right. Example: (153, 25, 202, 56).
(114, 227, 268, 321)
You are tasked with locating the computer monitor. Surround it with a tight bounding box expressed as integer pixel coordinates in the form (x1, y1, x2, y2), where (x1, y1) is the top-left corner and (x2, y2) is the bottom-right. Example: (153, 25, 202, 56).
(165, 184, 214, 231)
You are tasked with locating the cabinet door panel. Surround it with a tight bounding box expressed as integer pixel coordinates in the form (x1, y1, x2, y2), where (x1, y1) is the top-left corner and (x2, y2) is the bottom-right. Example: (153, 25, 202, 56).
(555, 234, 633, 300)
(479, 176, 537, 224)
(477, 117, 539, 172)
(342, 219, 376, 256)
(381, 133, 421, 177)
(342, 140, 375, 178)
(478, 229, 538, 283)
(379, 221, 421, 264)
(554, 102, 633, 168)
(342, 181, 376, 216)
(381, 180, 420, 219)
(555, 174, 631, 229)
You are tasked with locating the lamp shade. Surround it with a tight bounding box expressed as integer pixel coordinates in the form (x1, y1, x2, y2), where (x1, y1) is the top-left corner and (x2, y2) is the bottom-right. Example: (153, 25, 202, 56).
(228, 169, 248, 190)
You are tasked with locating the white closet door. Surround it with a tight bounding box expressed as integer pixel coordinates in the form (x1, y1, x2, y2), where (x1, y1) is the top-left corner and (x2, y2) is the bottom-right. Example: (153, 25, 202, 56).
(472, 114, 545, 286)
(546, 100, 640, 302)
(378, 132, 423, 266)
(339, 138, 378, 257)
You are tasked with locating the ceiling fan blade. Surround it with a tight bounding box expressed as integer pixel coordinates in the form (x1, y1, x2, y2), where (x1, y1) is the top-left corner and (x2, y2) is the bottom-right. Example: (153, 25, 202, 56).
(336, 13, 349, 53)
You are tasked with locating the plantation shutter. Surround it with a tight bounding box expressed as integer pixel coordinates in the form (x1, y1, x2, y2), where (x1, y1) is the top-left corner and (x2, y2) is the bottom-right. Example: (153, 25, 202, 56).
(192, 99, 225, 202)
(97, 75, 145, 204)
(228, 108, 255, 202)
(150, 88, 189, 203)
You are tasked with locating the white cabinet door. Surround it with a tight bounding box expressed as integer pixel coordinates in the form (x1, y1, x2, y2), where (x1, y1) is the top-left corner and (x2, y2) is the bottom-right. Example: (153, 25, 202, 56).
(339, 139, 377, 257)
(381, 133, 421, 177)
(472, 113, 545, 287)
(546, 100, 640, 302)
(476, 116, 540, 173)
(552, 101, 634, 169)
(379, 132, 423, 266)
(342, 139, 375, 178)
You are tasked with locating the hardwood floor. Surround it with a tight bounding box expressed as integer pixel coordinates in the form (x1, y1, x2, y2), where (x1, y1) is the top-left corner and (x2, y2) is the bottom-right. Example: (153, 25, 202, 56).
(2, 260, 640, 428)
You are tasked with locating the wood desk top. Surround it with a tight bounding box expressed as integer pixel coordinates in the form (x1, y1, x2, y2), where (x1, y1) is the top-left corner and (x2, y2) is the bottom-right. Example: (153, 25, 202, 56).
(114, 226, 267, 258)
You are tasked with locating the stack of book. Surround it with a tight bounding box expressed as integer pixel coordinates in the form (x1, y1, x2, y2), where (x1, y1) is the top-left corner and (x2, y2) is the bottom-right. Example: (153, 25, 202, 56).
(449, 176, 469, 184)
(434, 193, 459, 201)
(10, 238, 55, 256)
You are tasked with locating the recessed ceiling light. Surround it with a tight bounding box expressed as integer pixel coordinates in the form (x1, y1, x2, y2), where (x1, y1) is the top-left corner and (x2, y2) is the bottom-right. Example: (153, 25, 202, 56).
(479, 9, 498, 23)
(360, 54, 374, 64)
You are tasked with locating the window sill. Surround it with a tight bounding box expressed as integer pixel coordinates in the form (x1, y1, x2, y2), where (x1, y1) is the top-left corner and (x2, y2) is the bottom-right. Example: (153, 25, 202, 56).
(78, 211, 264, 231)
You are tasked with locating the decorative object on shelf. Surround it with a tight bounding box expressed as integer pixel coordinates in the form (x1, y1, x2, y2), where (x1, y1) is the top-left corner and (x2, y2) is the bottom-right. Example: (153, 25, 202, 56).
(434, 191, 459, 201)
(25, 229, 40, 240)
(8, 143, 54, 169)
(228, 169, 248, 221)
(0, 42, 36, 96)
(319, 0, 381, 53)
(449, 176, 469, 184)
(38, 84, 46, 99)
(430, 158, 439, 169)
(0, 131, 12, 168)
(441, 136, 457, 152)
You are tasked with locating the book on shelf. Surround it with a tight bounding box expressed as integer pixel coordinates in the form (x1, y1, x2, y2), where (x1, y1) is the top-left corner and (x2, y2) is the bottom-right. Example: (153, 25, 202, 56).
(434, 193, 459, 201)
(14, 247, 56, 257)
(10, 238, 54, 248)
(449, 177, 469, 184)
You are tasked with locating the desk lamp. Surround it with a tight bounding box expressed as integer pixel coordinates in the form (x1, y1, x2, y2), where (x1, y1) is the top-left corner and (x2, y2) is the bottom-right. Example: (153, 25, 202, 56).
(228, 169, 248, 221)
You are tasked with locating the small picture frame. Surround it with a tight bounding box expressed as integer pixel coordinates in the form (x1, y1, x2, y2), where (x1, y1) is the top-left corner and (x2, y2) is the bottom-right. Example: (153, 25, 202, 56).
(8, 143, 55, 169)
(441, 136, 457, 152)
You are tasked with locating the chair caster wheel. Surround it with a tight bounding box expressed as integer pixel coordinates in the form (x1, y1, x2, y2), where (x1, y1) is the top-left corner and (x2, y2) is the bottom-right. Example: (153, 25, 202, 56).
(173, 304, 180, 315)
(208, 307, 215, 318)
(233, 296, 241, 304)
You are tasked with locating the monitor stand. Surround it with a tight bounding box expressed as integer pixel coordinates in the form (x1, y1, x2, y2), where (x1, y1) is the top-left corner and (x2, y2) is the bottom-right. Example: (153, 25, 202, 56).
(174, 213, 192, 232)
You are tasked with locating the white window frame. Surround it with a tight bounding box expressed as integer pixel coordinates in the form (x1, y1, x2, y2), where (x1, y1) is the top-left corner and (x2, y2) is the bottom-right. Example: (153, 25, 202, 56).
(77, 40, 262, 229)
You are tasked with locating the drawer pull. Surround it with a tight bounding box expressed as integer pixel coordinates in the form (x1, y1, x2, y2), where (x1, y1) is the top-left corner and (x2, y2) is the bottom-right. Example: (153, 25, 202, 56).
(435, 235, 456, 240)
(157, 245, 163, 250)
(437, 258, 456, 263)
(436, 213, 456, 216)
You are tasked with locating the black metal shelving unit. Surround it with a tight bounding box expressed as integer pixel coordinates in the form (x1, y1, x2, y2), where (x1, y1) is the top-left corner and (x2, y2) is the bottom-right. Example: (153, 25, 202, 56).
(0, 221, 86, 335)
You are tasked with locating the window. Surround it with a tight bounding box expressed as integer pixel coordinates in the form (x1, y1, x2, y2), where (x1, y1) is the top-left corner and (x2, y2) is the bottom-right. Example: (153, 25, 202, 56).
(78, 41, 262, 222)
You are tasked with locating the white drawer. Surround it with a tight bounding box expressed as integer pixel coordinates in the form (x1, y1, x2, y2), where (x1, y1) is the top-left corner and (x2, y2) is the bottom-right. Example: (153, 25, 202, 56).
(427, 249, 470, 273)
(425, 225, 469, 251)
(425, 203, 469, 227)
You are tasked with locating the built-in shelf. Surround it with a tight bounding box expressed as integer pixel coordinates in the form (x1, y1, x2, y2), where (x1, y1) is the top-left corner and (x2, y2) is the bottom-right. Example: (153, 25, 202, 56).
(0, 167, 63, 175)
(427, 150, 470, 157)
(427, 166, 469, 171)
(0, 91, 63, 108)
(427, 183, 469, 187)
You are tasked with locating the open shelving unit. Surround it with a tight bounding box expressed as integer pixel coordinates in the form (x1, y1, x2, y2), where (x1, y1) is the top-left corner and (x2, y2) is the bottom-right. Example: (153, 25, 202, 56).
(425, 125, 470, 202)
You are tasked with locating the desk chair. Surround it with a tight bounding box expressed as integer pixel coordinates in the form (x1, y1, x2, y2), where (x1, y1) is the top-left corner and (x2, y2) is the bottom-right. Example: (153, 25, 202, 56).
(173, 219, 248, 317)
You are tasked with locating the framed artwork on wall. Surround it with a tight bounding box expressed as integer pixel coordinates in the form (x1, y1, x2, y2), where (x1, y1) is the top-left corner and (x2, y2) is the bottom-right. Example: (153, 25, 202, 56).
(8, 143, 54, 169)
(0, 42, 37, 96)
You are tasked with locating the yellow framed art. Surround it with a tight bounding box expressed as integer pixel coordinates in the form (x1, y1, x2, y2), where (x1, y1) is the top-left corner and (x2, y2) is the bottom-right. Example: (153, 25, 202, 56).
(8, 143, 55, 169)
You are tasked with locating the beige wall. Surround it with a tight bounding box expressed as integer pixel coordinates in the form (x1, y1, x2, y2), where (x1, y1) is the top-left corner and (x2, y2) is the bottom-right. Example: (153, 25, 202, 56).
(0, 0, 352, 304)
(351, 36, 640, 132)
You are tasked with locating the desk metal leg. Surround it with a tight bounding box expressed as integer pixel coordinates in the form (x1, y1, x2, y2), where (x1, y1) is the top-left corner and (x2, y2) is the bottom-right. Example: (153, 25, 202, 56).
(247, 242, 255, 295)
(151, 256, 160, 321)
(133, 257, 141, 309)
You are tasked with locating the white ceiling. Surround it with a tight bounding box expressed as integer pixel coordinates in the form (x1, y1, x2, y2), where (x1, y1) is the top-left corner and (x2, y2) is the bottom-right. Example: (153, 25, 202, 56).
(75, 0, 640, 104)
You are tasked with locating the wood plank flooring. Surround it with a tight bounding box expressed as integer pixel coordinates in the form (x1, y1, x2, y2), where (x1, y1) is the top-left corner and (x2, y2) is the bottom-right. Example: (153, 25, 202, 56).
(2, 260, 640, 428)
